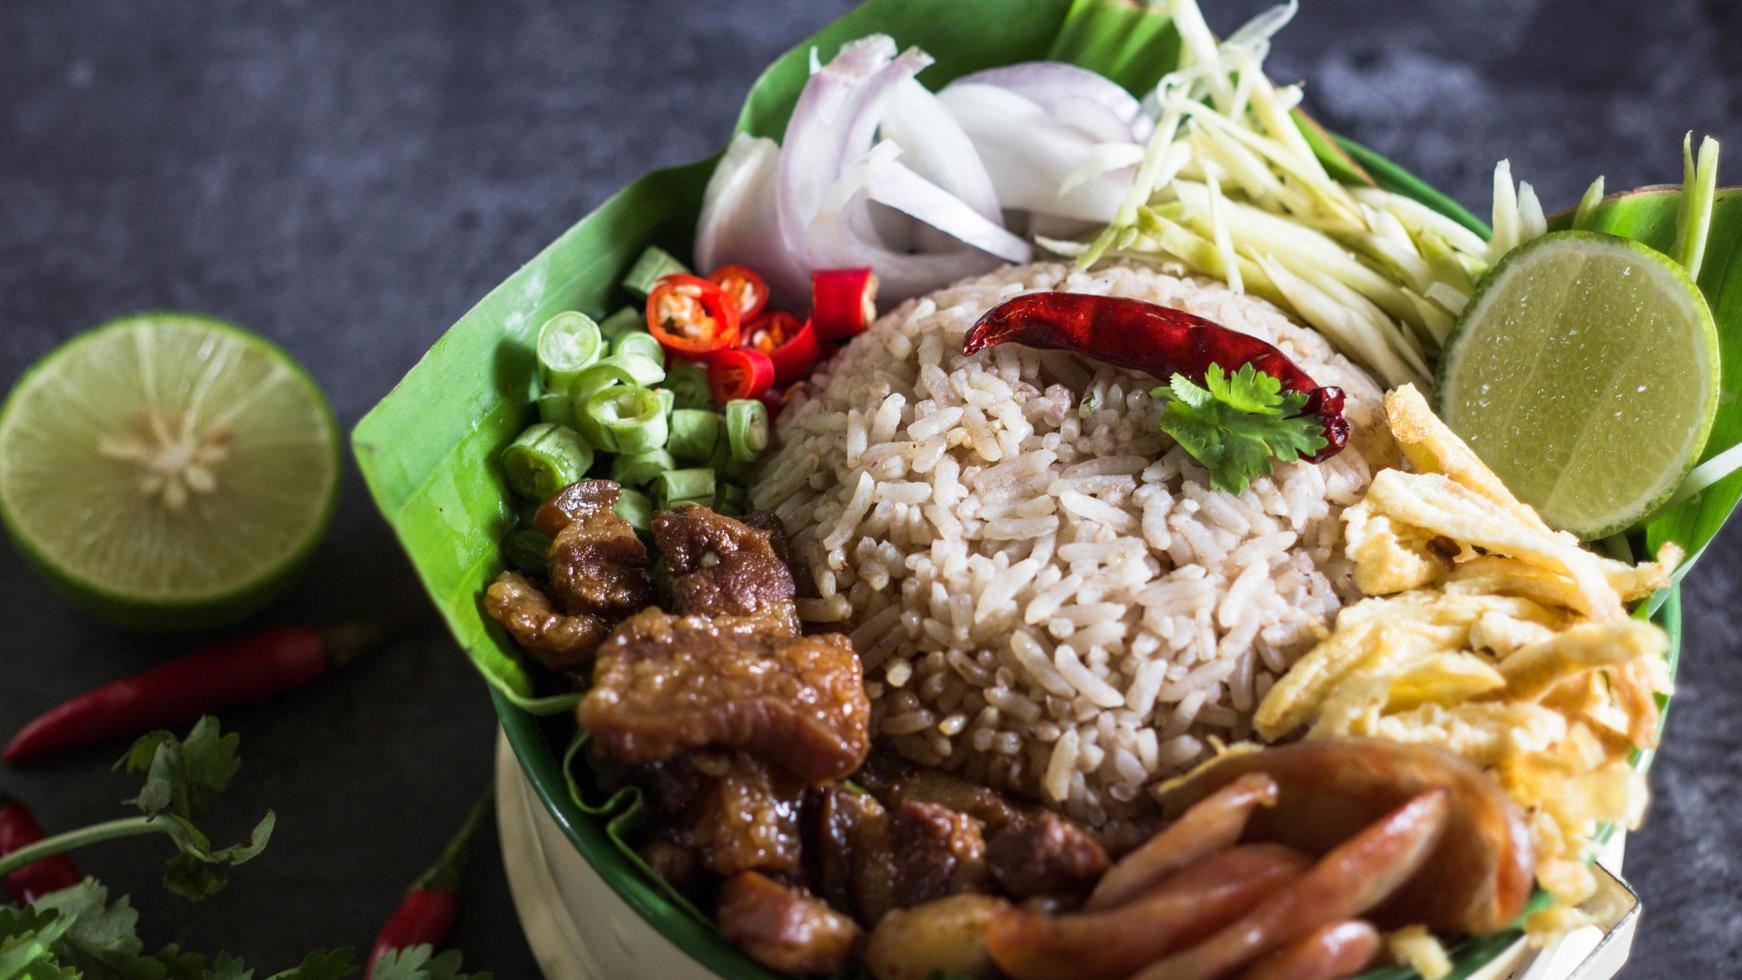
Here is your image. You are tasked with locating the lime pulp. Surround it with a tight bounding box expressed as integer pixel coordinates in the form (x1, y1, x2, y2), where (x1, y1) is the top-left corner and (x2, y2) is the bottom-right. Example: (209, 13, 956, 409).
(1435, 231, 1719, 539)
(0, 312, 340, 629)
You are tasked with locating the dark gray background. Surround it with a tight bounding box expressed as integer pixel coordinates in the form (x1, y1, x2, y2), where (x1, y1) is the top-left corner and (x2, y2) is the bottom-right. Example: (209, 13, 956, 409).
(2, 0, 1738, 975)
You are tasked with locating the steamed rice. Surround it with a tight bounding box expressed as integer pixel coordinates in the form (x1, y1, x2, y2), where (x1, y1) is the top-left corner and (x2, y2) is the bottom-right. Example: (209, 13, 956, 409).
(750, 262, 1389, 825)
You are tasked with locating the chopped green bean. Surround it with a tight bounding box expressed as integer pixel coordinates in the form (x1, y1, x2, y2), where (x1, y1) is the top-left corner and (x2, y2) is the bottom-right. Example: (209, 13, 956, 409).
(623, 245, 691, 299)
(501, 528, 552, 575)
(583, 385, 669, 454)
(725, 398, 770, 463)
(599, 306, 645, 340)
(663, 363, 713, 411)
(667, 409, 723, 463)
(654, 387, 676, 419)
(572, 353, 667, 402)
(501, 423, 593, 500)
(614, 487, 654, 531)
(709, 429, 751, 482)
(611, 448, 677, 487)
(537, 392, 578, 428)
(716, 483, 748, 516)
(653, 468, 716, 509)
(612, 330, 665, 364)
(536, 311, 604, 393)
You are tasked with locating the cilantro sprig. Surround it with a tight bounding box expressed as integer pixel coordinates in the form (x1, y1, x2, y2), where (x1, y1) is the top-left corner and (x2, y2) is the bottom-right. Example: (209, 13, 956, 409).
(0, 718, 271, 901)
(0, 717, 490, 980)
(1155, 362, 1327, 495)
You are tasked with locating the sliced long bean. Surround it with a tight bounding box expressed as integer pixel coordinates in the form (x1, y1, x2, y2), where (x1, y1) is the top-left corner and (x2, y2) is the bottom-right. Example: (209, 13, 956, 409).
(501, 423, 593, 499)
(668, 409, 723, 463)
(536, 311, 604, 392)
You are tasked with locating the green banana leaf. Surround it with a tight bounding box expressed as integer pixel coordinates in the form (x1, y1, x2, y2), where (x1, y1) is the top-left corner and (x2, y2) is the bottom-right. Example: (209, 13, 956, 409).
(1547, 188, 1742, 563)
(354, 0, 1688, 976)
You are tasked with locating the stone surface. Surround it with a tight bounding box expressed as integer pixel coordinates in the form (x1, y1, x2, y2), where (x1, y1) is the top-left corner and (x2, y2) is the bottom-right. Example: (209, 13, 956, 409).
(0, 0, 1737, 975)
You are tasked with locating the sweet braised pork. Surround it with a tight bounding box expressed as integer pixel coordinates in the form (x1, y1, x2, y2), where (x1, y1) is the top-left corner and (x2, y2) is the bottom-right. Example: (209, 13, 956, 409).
(485, 480, 652, 670)
(718, 871, 862, 976)
(653, 504, 800, 634)
(579, 607, 870, 783)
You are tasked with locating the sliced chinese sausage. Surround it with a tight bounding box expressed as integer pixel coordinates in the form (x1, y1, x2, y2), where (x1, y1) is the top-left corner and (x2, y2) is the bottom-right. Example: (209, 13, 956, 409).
(1233, 920, 1381, 980)
(985, 843, 1311, 980)
(1131, 790, 1449, 980)
(1088, 772, 1278, 911)
(1158, 737, 1533, 934)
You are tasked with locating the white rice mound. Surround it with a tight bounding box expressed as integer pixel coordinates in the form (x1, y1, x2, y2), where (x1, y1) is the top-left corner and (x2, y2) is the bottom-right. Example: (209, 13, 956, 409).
(750, 262, 1390, 826)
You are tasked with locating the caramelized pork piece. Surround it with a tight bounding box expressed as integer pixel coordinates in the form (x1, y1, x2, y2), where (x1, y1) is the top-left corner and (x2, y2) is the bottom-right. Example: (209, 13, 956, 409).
(542, 481, 654, 618)
(486, 480, 653, 670)
(688, 752, 807, 876)
(640, 838, 699, 891)
(483, 571, 610, 671)
(1131, 791, 1449, 980)
(1158, 737, 1532, 934)
(579, 607, 871, 783)
(719, 871, 862, 976)
(864, 894, 1011, 980)
(986, 810, 1109, 899)
(653, 504, 800, 633)
(637, 752, 806, 877)
(889, 801, 991, 908)
(986, 844, 1311, 980)
(740, 510, 794, 571)
(811, 785, 903, 925)
(864, 756, 1024, 832)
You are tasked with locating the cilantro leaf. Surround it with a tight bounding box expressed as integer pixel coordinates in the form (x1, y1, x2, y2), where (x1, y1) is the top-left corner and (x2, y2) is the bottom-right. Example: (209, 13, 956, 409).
(365, 946, 489, 980)
(122, 717, 242, 822)
(1154, 363, 1328, 495)
(0, 904, 77, 980)
(261, 948, 356, 980)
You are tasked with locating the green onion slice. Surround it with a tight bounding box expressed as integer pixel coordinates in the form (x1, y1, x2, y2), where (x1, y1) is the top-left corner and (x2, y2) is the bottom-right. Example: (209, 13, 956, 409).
(611, 448, 677, 487)
(725, 398, 770, 464)
(536, 311, 604, 393)
(622, 245, 691, 299)
(583, 385, 669, 454)
(501, 423, 593, 500)
(614, 487, 654, 531)
(663, 363, 714, 411)
(501, 528, 552, 575)
(667, 409, 723, 463)
(598, 306, 645, 340)
(653, 468, 716, 510)
(612, 331, 665, 364)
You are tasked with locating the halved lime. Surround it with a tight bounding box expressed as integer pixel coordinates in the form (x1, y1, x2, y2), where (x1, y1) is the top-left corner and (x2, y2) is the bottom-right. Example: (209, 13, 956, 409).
(0, 313, 340, 629)
(1436, 231, 1719, 538)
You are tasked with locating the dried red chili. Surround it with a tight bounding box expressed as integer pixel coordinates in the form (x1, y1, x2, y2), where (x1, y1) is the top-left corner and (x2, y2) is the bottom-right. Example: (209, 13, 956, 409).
(962, 293, 1347, 461)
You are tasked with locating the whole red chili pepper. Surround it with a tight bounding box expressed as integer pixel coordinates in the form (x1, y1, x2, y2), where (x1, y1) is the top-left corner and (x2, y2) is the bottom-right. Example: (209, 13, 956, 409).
(3, 623, 390, 764)
(366, 791, 493, 977)
(0, 793, 82, 903)
(963, 292, 1348, 461)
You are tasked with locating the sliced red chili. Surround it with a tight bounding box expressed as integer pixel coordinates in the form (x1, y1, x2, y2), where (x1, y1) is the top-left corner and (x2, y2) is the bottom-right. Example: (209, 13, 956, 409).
(811, 267, 878, 341)
(646, 274, 741, 356)
(963, 293, 1348, 462)
(744, 311, 821, 385)
(708, 264, 769, 323)
(708, 347, 776, 404)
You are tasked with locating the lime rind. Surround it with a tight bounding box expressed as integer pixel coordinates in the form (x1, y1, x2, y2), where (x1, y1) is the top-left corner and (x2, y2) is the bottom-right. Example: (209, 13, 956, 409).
(0, 312, 341, 630)
(1435, 231, 1719, 539)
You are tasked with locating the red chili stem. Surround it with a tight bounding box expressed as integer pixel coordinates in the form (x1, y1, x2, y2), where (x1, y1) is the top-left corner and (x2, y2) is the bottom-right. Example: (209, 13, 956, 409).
(3, 623, 392, 764)
(364, 790, 493, 978)
(0, 794, 82, 904)
(963, 293, 1348, 461)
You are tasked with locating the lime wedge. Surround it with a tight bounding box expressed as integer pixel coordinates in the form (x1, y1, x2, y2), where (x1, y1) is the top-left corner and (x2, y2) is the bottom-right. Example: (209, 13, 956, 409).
(0, 313, 340, 629)
(1436, 231, 1719, 539)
